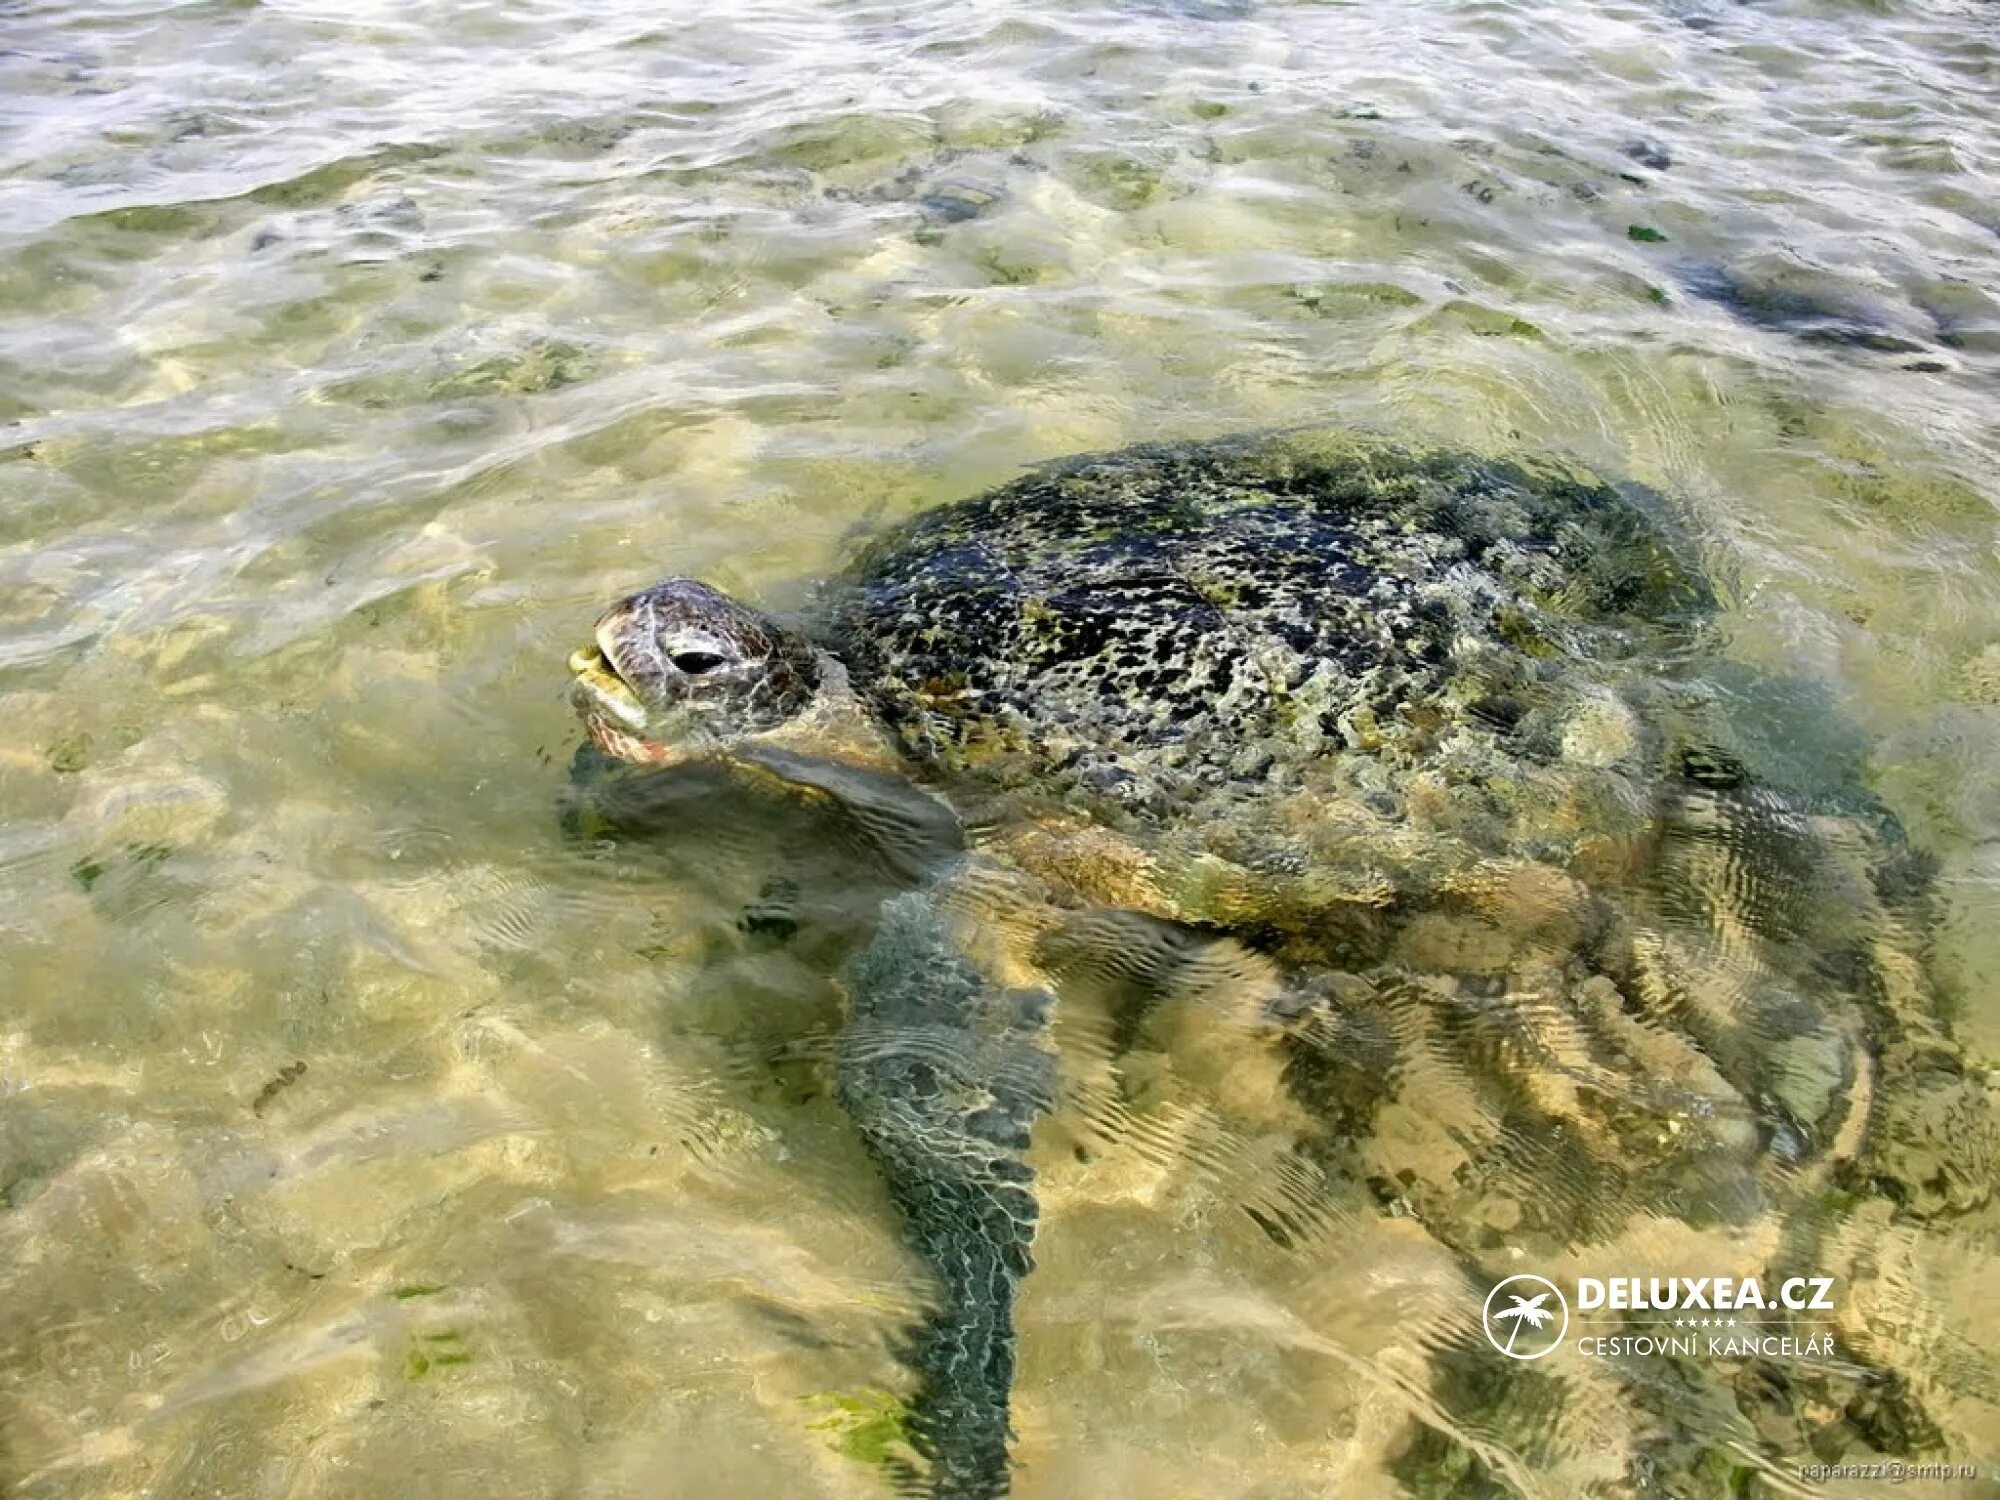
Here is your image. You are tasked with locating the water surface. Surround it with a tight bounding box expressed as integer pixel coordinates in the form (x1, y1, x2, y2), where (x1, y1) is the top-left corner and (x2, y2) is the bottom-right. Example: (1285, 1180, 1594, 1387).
(3, 0, 1999, 1495)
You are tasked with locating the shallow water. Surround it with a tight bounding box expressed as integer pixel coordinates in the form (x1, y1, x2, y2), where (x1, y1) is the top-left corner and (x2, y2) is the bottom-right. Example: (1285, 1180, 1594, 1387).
(3, 0, 1999, 1495)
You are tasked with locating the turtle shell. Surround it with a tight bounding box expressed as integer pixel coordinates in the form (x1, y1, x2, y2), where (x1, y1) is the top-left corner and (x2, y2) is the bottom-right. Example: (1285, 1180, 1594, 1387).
(827, 431, 1714, 836)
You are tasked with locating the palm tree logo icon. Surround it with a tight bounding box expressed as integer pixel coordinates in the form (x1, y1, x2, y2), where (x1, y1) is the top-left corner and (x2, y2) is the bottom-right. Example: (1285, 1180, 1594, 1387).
(1494, 1292, 1554, 1352)
(1482, 1275, 1569, 1360)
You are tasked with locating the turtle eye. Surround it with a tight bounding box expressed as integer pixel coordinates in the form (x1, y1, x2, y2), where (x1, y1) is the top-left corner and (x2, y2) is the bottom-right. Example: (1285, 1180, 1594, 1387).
(671, 650, 729, 676)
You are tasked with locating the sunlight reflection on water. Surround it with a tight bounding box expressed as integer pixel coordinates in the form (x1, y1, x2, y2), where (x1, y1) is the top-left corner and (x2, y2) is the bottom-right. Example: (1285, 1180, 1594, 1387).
(2, 1, 1998, 1495)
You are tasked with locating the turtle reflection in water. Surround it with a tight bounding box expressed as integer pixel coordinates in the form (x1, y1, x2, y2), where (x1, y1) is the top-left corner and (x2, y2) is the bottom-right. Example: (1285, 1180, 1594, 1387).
(563, 432, 1992, 1496)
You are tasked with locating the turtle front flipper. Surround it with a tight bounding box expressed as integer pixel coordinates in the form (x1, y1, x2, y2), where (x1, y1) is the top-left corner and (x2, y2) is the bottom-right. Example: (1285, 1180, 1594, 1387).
(837, 875, 1056, 1498)
(557, 737, 628, 841)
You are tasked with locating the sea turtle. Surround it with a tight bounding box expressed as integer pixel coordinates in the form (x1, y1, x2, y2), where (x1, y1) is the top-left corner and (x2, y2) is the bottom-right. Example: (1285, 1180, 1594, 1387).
(563, 431, 1993, 1496)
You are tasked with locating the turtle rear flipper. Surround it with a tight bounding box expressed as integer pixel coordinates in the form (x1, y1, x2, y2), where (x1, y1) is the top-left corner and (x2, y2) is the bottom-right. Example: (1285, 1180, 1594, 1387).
(1649, 738, 1996, 1219)
(838, 879, 1055, 1498)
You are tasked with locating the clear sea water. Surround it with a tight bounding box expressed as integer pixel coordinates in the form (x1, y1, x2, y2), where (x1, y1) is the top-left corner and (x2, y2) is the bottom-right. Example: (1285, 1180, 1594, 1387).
(3, 1, 1998, 1495)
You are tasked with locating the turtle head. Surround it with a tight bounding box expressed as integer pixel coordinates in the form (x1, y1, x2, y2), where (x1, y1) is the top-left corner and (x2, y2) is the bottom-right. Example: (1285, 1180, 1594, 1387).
(568, 579, 822, 765)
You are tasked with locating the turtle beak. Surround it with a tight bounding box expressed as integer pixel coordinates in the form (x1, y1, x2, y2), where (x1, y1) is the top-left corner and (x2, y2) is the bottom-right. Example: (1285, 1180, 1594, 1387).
(568, 643, 649, 730)
(593, 610, 640, 673)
